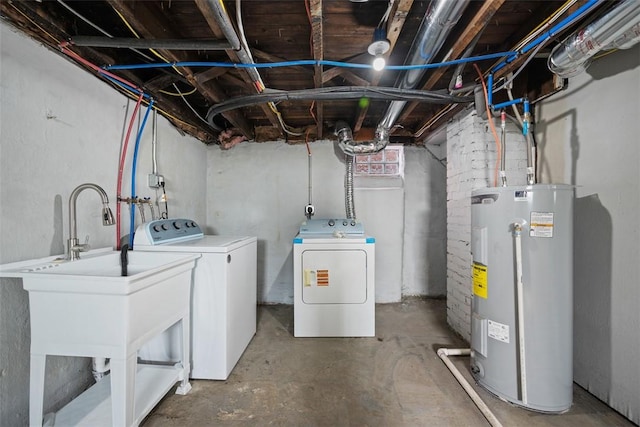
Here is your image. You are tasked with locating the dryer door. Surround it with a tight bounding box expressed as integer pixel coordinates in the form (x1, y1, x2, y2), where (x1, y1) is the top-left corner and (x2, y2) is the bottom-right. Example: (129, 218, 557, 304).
(301, 249, 368, 304)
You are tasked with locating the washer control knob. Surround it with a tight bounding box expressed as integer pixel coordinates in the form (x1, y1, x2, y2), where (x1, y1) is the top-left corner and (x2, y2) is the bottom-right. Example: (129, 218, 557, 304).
(161, 223, 169, 231)
(343, 220, 348, 226)
(152, 225, 161, 233)
(173, 221, 181, 229)
(328, 219, 335, 226)
(351, 220, 356, 226)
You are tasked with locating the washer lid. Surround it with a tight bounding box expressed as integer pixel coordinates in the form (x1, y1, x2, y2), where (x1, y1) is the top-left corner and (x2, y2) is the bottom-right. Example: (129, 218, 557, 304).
(137, 235, 256, 253)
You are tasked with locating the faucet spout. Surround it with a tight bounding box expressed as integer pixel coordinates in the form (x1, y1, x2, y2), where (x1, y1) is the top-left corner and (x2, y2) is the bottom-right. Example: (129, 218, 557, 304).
(68, 183, 115, 260)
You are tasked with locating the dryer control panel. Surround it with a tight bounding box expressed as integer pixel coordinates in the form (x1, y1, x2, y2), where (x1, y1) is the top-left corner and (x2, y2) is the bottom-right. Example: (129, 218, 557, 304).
(134, 218, 204, 245)
(299, 218, 364, 236)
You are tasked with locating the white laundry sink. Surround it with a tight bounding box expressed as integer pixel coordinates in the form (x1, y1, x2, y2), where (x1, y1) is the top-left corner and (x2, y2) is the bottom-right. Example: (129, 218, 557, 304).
(15, 250, 199, 296)
(0, 249, 200, 426)
(8, 250, 199, 358)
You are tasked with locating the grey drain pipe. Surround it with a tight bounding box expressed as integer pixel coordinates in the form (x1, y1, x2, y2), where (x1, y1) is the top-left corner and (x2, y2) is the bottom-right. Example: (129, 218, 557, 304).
(336, 0, 471, 156)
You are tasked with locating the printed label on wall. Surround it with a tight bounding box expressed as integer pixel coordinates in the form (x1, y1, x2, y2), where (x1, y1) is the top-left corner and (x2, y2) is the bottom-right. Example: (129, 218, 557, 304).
(488, 320, 510, 343)
(472, 262, 488, 299)
(530, 211, 554, 238)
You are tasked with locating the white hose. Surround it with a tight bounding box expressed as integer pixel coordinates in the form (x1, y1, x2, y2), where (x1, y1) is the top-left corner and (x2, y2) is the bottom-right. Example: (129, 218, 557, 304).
(437, 348, 503, 427)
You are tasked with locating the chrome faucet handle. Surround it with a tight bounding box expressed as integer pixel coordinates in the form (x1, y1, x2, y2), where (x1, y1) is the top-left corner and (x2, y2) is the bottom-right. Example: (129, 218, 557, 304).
(73, 235, 91, 253)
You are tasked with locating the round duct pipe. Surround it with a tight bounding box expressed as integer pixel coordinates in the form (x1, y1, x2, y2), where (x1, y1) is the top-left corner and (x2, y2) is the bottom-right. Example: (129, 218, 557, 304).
(548, 0, 640, 78)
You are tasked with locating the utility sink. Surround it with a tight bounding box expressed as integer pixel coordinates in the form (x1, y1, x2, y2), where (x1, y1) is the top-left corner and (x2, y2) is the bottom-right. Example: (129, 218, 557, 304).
(0, 248, 199, 426)
(9, 250, 200, 295)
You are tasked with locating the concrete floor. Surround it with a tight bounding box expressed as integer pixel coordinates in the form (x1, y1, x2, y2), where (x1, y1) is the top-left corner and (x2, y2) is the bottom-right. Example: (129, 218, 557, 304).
(143, 299, 633, 426)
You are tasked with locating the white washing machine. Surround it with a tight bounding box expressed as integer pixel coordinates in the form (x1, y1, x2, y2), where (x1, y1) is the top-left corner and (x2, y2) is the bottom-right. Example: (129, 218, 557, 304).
(133, 218, 257, 380)
(293, 219, 375, 337)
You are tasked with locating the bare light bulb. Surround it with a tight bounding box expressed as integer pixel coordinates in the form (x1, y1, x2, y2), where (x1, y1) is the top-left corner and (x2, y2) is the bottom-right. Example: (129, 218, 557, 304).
(368, 28, 390, 72)
(372, 55, 386, 71)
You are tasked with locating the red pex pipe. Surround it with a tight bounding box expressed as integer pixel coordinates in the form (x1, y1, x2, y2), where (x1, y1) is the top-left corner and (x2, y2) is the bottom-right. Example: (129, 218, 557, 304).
(116, 93, 144, 250)
(58, 42, 146, 249)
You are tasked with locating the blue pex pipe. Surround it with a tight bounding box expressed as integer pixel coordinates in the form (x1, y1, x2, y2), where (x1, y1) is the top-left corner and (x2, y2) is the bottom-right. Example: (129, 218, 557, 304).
(103, 75, 151, 100)
(103, 51, 517, 72)
(493, 98, 526, 110)
(487, 74, 494, 106)
(129, 100, 155, 248)
(492, 0, 602, 73)
(523, 100, 530, 135)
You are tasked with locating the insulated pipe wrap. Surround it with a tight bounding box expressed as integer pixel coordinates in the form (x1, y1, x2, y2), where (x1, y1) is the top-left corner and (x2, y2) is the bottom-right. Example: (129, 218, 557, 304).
(377, 0, 471, 133)
(548, 0, 640, 77)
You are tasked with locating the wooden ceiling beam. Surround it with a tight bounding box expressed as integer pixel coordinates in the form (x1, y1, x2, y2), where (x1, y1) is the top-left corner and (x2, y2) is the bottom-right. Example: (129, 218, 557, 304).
(252, 49, 314, 76)
(310, 0, 324, 139)
(353, 0, 414, 133)
(108, 0, 254, 139)
(194, 67, 231, 85)
(321, 66, 347, 85)
(342, 72, 371, 88)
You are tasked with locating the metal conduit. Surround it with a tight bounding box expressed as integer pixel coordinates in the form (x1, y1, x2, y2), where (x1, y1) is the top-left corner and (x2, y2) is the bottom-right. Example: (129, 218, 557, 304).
(548, 0, 640, 78)
(198, 0, 265, 85)
(337, 0, 471, 156)
(70, 36, 233, 51)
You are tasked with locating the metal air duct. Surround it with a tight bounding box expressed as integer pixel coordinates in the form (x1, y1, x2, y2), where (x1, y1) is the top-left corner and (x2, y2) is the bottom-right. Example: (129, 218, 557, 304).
(337, 0, 471, 155)
(548, 0, 640, 78)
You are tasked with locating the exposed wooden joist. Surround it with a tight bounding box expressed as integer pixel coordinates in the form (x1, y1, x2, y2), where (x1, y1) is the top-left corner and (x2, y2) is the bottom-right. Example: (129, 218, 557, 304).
(353, 0, 414, 133)
(310, 0, 324, 138)
(107, 0, 254, 139)
(252, 49, 314, 76)
(403, 0, 507, 137)
(341, 71, 371, 87)
(321, 66, 346, 84)
(194, 67, 231, 85)
(194, 0, 282, 133)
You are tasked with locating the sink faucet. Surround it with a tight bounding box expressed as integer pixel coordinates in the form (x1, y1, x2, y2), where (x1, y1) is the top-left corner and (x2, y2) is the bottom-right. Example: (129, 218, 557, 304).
(68, 183, 115, 260)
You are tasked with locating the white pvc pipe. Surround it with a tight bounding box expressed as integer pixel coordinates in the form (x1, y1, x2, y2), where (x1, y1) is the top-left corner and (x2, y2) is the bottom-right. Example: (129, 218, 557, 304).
(513, 224, 528, 404)
(437, 348, 503, 427)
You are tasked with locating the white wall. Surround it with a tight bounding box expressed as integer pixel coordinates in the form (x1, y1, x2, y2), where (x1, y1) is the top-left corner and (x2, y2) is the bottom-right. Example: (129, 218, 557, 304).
(445, 109, 528, 340)
(535, 45, 640, 424)
(402, 145, 448, 296)
(206, 141, 447, 304)
(0, 23, 207, 425)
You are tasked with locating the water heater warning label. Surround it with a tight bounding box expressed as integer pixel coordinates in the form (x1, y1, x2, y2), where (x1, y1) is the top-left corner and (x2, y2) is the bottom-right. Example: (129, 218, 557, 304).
(472, 262, 488, 299)
(488, 320, 510, 343)
(530, 211, 554, 238)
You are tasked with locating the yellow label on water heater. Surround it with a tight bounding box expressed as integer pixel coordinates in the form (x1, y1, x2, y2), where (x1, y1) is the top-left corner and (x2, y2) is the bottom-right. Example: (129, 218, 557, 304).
(472, 262, 488, 299)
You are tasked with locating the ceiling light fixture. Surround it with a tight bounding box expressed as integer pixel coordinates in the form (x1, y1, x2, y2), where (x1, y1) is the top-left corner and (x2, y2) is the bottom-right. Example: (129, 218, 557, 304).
(368, 27, 390, 71)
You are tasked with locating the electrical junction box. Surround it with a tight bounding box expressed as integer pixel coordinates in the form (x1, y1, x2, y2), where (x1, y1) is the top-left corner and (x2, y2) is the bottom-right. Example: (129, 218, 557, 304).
(148, 173, 164, 188)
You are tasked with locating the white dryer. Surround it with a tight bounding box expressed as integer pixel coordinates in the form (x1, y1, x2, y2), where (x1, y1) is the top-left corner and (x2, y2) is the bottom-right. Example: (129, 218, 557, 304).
(133, 218, 257, 380)
(293, 219, 375, 337)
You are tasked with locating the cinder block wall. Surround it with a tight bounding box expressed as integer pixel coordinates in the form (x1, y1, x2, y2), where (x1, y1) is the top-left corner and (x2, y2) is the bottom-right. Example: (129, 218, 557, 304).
(445, 109, 528, 340)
